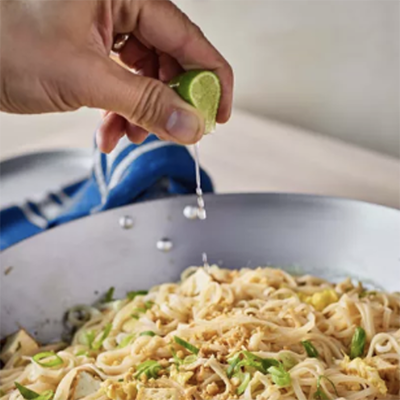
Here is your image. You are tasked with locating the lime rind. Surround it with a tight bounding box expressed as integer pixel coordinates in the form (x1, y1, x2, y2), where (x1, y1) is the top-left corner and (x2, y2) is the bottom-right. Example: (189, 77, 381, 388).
(169, 70, 221, 134)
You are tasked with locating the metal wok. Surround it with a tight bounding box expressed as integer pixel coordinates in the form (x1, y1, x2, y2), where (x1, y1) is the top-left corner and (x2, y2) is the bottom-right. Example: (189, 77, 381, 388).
(1, 193, 399, 343)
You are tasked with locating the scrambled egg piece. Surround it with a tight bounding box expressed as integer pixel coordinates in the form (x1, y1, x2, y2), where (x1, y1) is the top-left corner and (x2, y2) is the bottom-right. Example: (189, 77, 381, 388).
(298, 289, 338, 311)
(102, 379, 137, 400)
(170, 366, 194, 386)
(341, 356, 387, 395)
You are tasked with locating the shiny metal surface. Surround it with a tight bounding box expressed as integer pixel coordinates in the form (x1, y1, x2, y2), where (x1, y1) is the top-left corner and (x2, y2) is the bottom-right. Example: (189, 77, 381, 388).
(1, 193, 399, 342)
(0, 149, 92, 208)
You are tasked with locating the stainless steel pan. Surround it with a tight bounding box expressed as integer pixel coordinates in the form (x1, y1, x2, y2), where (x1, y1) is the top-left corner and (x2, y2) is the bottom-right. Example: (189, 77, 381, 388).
(1, 193, 399, 343)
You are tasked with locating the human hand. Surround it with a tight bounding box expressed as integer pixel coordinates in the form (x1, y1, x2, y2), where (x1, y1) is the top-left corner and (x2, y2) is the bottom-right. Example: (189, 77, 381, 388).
(0, 0, 233, 152)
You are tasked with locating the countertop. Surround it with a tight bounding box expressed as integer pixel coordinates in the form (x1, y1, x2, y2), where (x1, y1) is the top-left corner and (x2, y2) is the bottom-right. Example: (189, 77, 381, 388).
(0, 108, 398, 208)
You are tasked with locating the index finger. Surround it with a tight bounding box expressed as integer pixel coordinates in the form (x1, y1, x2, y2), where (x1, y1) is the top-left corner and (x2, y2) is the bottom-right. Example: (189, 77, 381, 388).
(114, 0, 233, 123)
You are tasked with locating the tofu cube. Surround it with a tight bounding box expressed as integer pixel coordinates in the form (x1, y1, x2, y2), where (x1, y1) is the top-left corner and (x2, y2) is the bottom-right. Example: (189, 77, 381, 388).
(0, 329, 39, 363)
(70, 371, 101, 400)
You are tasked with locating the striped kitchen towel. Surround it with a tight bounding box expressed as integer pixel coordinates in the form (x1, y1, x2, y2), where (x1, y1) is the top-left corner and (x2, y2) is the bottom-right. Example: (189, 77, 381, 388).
(0, 135, 213, 250)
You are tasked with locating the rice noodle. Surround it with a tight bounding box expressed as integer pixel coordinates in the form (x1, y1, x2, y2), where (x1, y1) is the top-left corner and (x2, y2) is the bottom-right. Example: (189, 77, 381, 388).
(1, 266, 399, 400)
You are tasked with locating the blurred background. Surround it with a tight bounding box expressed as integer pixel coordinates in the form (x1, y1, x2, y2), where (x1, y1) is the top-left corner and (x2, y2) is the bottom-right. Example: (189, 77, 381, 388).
(0, 0, 399, 207)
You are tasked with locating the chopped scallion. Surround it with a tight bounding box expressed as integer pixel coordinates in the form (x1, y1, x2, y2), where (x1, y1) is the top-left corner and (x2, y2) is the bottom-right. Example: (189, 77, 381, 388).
(127, 290, 148, 300)
(82, 330, 96, 348)
(301, 340, 319, 358)
(227, 353, 242, 378)
(241, 351, 279, 374)
(32, 351, 63, 368)
(145, 301, 154, 309)
(14, 383, 40, 400)
(268, 364, 291, 387)
(92, 323, 112, 350)
(139, 331, 156, 337)
(227, 351, 280, 376)
(171, 347, 182, 367)
(279, 352, 298, 370)
(103, 287, 115, 303)
(118, 334, 135, 348)
(173, 336, 200, 355)
(183, 355, 197, 365)
(134, 360, 161, 380)
(235, 371, 251, 395)
(14, 383, 54, 400)
(131, 307, 148, 319)
(314, 375, 339, 399)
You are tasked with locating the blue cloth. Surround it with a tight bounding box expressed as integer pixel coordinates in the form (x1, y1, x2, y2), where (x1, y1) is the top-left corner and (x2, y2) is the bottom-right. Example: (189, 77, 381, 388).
(0, 135, 213, 250)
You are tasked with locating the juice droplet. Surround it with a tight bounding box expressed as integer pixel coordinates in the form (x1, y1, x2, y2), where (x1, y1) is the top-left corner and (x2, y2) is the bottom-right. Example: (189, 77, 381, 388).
(197, 208, 207, 220)
(119, 216, 133, 229)
(156, 238, 173, 252)
(183, 206, 198, 220)
(202, 252, 210, 269)
(194, 142, 206, 220)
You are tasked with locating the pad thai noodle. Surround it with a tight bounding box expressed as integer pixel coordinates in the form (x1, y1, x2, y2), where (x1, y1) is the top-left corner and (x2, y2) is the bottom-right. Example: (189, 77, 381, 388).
(1, 266, 399, 400)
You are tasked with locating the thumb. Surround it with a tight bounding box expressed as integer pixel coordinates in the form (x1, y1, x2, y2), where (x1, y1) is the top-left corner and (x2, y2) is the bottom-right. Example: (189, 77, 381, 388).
(84, 57, 204, 144)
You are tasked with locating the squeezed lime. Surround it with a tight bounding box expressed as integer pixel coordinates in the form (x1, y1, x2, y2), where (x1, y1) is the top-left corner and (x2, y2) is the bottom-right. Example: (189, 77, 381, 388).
(170, 70, 221, 134)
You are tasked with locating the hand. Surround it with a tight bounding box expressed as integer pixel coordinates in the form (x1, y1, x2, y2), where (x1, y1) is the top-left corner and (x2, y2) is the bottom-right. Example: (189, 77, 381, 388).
(0, 0, 233, 152)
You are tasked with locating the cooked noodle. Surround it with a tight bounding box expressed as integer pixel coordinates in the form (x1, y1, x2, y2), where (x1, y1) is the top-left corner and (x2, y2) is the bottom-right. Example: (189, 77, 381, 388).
(1, 266, 399, 400)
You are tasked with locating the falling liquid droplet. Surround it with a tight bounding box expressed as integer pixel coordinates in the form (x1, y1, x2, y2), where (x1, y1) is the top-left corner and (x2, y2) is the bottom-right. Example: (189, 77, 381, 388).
(197, 208, 207, 220)
(183, 206, 198, 220)
(202, 252, 210, 269)
(119, 216, 133, 229)
(194, 142, 206, 220)
(156, 238, 173, 252)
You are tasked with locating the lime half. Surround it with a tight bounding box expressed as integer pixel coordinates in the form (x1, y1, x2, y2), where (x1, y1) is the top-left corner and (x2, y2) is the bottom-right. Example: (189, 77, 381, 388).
(170, 70, 221, 134)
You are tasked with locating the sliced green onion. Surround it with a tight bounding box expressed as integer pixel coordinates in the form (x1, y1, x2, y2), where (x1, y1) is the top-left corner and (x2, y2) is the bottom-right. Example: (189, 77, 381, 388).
(313, 388, 329, 400)
(145, 301, 154, 309)
(134, 360, 161, 380)
(313, 375, 339, 399)
(36, 391, 54, 400)
(127, 290, 148, 300)
(118, 334, 135, 348)
(227, 353, 242, 378)
(268, 364, 291, 387)
(75, 350, 89, 357)
(139, 331, 156, 337)
(235, 371, 251, 395)
(0, 390, 5, 397)
(103, 287, 115, 303)
(359, 291, 377, 298)
(82, 330, 96, 348)
(183, 355, 197, 365)
(301, 340, 319, 358)
(279, 352, 298, 370)
(171, 347, 183, 367)
(350, 326, 366, 359)
(241, 351, 279, 374)
(227, 351, 279, 376)
(32, 352, 63, 368)
(134, 307, 147, 313)
(14, 383, 54, 400)
(131, 307, 148, 319)
(173, 336, 200, 355)
(92, 323, 112, 350)
(14, 383, 40, 400)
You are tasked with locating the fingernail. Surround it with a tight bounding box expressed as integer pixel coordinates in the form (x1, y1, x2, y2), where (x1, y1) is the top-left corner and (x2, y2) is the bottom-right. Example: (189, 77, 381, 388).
(166, 109, 201, 142)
